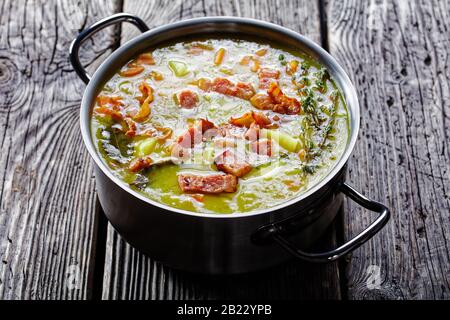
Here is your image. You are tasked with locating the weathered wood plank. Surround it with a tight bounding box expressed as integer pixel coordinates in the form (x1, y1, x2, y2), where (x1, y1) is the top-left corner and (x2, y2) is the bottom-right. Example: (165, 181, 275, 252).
(102, 0, 342, 300)
(327, 0, 450, 299)
(0, 0, 121, 299)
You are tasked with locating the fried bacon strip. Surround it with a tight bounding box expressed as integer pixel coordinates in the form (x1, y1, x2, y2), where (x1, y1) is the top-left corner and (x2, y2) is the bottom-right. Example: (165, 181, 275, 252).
(250, 82, 301, 115)
(250, 139, 273, 156)
(154, 126, 172, 141)
(198, 78, 256, 101)
(214, 149, 252, 177)
(95, 95, 124, 120)
(229, 111, 273, 128)
(258, 67, 280, 89)
(244, 123, 261, 141)
(176, 119, 217, 149)
(229, 111, 255, 128)
(129, 155, 153, 172)
(94, 106, 123, 121)
(124, 118, 138, 137)
(178, 173, 237, 193)
(134, 82, 153, 121)
(268, 82, 301, 114)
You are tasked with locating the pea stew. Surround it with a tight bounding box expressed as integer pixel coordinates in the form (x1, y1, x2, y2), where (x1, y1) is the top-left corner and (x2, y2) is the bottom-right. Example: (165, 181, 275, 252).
(92, 38, 349, 213)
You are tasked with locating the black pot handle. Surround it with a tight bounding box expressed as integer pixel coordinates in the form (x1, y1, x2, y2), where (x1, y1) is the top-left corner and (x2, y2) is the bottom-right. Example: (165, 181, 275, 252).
(272, 182, 390, 263)
(69, 13, 149, 84)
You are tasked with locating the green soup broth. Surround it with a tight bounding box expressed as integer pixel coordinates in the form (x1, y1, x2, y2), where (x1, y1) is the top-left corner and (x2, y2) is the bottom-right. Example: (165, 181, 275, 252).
(91, 37, 349, 214)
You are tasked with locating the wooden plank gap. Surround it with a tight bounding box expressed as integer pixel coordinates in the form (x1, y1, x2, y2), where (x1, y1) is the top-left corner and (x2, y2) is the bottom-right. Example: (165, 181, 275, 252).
(318, 0, 329, 51)
(86, 198, 109, 300)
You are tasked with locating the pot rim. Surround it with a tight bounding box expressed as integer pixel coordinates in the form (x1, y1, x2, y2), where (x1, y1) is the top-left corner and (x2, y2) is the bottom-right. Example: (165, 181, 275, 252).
(80, 16, 360, 218)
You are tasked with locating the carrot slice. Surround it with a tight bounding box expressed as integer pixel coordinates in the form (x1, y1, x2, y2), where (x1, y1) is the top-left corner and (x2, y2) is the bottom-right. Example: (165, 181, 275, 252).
(150, 70, 163, 81)
(119, 65, 144, 77)
(214, 48, 226, 65)
(240, 55, 251, 65)
(136, 53, 155, 65)
(229, 111, 255, 128)
(286, 60, 299, 75)
(198, 78, 212, 91)
(255, 48, 267, 56)
(250, 59, 260, 72)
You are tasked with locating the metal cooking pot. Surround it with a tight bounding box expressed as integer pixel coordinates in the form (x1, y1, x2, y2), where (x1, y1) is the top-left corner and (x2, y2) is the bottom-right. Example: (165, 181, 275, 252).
(70, 13, 390, 274)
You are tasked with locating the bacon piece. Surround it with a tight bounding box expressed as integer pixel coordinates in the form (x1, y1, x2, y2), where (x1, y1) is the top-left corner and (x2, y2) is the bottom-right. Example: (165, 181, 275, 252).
(251, 139, 272, 156)
(176, 119, 217, 148)
(124, 118, 137, 137)
(244, 123, 260, 141)
(250, 94, 274, 110)
(138, 81, 153, 98)
(170, 143, 189, 160)
(195, 118, 216, 133)
(211, 78, 236, 96)
(95, 95, 123, 120)
(177, 126, 201, 148)
(214, 149, 252, 177)
(178, 173, 237, 193)
(229, 111, 273, 128)
(250, 84, 301, 115)
(207, 78, 255, 101)
(134, 82, 153, 121)
(252, 111, 271, 127)
(129, 156, 153, 172)
(214, 138, 236, 149)
(192, 118, 219, 140)
(259, 68, 280, 79)
(97, 95, 123, 107)
(267, 82, 301, 115)
(94, 107, 123, 121)
(259, 78, 275, 90)
(235, 82, 256, 100)
(229, 111, 255, 128)
(154, 126, 172, 141)
(258, 68, 280, 89)
(178, 90, 198, 109)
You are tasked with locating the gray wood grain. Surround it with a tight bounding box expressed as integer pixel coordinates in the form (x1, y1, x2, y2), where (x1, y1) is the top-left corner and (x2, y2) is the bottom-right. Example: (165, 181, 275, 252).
(101, 0, 343, 300)
(327, 0, 450, 299)
(0, 0, 121, 299)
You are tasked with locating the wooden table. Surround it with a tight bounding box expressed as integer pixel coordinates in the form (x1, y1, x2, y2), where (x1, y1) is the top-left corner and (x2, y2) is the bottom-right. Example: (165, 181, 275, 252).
(1, 0, 449, 300)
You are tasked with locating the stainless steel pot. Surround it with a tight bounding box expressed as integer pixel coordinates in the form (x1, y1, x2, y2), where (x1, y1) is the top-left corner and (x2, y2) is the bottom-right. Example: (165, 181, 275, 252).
(70, 13, 390, 274)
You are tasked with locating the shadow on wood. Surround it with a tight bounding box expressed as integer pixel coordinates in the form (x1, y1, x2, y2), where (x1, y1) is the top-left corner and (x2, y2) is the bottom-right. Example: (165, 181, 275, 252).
(100, 207, 343, 300)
